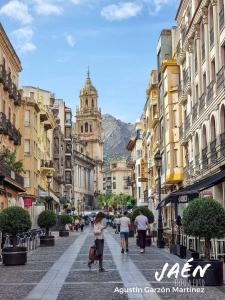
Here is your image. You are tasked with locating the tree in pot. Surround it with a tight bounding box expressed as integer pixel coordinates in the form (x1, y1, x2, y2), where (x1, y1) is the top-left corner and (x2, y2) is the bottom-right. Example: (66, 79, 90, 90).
(38, 210, 56, 247)
(0, 206, 31, 266)
(59, 214, 72, 237)
(131, 206, 154, 245)
(183, 197, 225, 286)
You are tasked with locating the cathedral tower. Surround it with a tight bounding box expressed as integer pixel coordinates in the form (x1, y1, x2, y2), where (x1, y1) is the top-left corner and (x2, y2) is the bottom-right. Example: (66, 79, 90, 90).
(75, 71, 103, 194)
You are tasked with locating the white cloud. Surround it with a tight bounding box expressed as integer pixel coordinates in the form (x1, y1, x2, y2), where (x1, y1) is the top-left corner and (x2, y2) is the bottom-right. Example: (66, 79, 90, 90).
(0, 0, 33, 25)
(143, 0, 178, 13)
(12, 26, 36, 53)
(34, 0, 63, 16)
(101, 2, 143, 21)
(66, 34, 76, 47)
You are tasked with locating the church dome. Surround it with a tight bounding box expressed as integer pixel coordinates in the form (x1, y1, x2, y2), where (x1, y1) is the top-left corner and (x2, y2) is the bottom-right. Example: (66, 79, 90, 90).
(80, 71, 97, 96)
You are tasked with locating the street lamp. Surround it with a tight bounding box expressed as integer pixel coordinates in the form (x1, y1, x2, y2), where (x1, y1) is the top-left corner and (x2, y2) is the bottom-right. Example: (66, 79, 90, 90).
(46, 174, 53, 210)
(154, 151, 165, 248)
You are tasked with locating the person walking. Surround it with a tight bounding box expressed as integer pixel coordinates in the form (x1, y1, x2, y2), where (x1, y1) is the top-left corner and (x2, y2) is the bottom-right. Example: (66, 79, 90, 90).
(114, 215, 120, 234)
(135, 209, 149, 253)
(120, 211, 130, 254)
(88, 212, 107, 272)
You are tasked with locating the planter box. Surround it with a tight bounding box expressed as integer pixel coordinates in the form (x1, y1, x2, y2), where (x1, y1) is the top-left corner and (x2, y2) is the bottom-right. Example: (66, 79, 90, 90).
(2, 246, 27, 266)
(170, 244, 177, 255)
(176, 245, 186, 258)
(189, 260, 223, 286)
(59, 230, 69, 237)
(40, 236, 55, 247)
(186, 249, 199, 260)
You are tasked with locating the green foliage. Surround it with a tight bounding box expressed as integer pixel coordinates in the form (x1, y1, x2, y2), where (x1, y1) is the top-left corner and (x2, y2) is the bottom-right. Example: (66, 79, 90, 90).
(0, 206, 31, 235)
(0, 149, 24, 174)
(182, 198, 225, 239)
(60, 214, 72, 225)
(37, 210, 56, 232)
(131, 206, 154, 224)
(97, 193, 132, 208)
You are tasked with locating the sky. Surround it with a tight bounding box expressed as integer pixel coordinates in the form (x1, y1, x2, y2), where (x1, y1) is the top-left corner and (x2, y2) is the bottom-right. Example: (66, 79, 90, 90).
(0, 0, 179, 123)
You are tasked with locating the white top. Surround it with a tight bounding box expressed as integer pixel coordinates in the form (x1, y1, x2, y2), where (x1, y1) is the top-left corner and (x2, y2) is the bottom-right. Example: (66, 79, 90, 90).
(114, 217, 120, 224)
(120, 216, 131, 232)
(94, 222, 105, 240)
(135, 215, 148, 230)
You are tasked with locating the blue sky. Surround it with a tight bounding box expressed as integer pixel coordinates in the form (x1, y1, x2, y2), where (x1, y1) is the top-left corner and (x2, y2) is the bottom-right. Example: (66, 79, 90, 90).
(0, 0, 179, 123)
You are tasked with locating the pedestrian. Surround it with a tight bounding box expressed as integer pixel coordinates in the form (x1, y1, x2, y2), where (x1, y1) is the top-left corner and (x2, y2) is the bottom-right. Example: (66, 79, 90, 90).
(114, 215, 120, 234)
(120, 211, 130, 254)
(74, 218, 79, 231)
(88, 212, 107, 272)
(80, 219, 85, 232)
(135, 209, 149, 253)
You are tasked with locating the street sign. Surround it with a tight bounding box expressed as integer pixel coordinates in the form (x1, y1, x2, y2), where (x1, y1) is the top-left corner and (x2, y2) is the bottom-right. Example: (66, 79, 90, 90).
(138, 178, 148, 182)
(141, 158, 145, 178)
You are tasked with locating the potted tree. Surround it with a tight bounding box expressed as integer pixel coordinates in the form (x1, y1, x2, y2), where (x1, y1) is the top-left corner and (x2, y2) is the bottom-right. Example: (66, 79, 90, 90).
(131, 206, 154, 245)
(183, 197, 225, 286)
(0, 206, 31, 266)
(59, 214, 72, 237)
(38, 210, 56, 247)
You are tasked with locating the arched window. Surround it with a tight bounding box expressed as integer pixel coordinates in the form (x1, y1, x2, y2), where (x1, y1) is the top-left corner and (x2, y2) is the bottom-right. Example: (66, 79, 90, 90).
(211, 115, 216, 141)
(202, 125, 207, 149)
(220, 105, 225, 134)
(81, 125, 83, 133)
(85, 122, 88, 132)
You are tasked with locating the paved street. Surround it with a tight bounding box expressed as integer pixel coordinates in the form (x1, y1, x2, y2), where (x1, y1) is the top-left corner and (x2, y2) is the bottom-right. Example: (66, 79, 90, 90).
(0, 228, 225, 300)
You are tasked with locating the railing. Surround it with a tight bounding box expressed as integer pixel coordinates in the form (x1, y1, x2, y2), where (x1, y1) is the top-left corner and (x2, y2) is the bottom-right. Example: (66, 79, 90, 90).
(210, 27, 214, 47)
(195, 154, 200, 170)
(178, 82, 183, 101)
(179, 126, 183, 139)
(3, 74, 11, 91)
(216, 66, 224, 91)
(0, 64, 6, 84)
(185, 114, 190, 131)
(199, 93, 205, 113)
(210, 139, 217, 162)
(183, 67, 190, 89)
(192, 102, 198, 122)
(219, 8, 224, 30)
(41, 160, 54, 168)
(0, 112, 7, 134)
(207, 81, 215, 105)
(220, 132, 225, 156)
(0, 161, 24, 187)
(202, 146, 208, 169)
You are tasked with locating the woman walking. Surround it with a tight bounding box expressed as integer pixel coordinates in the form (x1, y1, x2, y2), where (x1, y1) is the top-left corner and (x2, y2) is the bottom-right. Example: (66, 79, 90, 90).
(88, 212, 107, 272)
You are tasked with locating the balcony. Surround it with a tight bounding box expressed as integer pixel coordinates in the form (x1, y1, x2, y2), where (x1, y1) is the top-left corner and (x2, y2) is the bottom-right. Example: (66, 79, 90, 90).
(7, 120, 13, 140)
(216, 66, 224, 91)
(0, 161, 24, 188)
(183, 67, 191, 93)
(219, 8, 224, 30)
(40, 160, 55, 174)
(210, 139, 217, 162)
(40, 110, 48, 122)
(220, 132, 225, 156)
(65, 177, 72, 185)
(184, 114, 190, 131)
(210, 27, 214, 47)
(192, 102, 198, 122)
(176, 40, 186, 64)
(14, 90, 22, 106)
(179, 126, 183, 139)
(207, 81, 215, 105)
(0, 65, 6, 84)
(195, 154, 200, 171)
(202, 147, 208, 169)
(65, 142, 72, 154)
(4, 74, 12, 92)
(199, 93, 206, 114)
(178, 81, 186, 104)
(152, 112, 159, 127)
(0, 112, 7, 134)
(44, 120, 53, 130)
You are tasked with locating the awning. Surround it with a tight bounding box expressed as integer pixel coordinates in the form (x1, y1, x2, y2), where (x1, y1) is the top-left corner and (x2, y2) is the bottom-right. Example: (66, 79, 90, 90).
(156, 169, 225, 210)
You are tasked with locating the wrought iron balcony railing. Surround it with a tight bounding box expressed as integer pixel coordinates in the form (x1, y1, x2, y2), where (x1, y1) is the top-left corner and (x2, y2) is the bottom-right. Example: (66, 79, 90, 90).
(201, 44, 205, 61)
(0, 65, 6, 84)
(210, 27, 214, 47)
(216, 66, 224, 91)
(207, 81, 215, 105)
(202, 146, 208, 169)
(219, 8, 224, 30)
(210, 139, 217, 162)
(41, 160, 54, 168)
(192, 102, 198, 122)
(220, 132, 225, 156)
(0, 161, 24, 187)
(199, 93, 206, 114)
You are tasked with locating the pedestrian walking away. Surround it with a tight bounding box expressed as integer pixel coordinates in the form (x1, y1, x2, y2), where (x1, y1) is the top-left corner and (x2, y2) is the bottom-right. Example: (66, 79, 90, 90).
(119, 211, 130, 254)
(135, 209, 149, 253)
(88, 212, 107, 272)
(114, 215, 120, 234)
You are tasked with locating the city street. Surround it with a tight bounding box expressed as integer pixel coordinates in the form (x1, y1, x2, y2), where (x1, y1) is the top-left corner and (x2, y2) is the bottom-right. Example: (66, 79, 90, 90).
(0, 227, 225, 300)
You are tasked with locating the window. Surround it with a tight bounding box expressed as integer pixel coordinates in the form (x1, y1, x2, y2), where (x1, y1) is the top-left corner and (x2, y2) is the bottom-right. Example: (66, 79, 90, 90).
(24, 110, 30, 127)
(137, 164, 140, 177)
(86, 98, 88, 106)
(203, 73, 206, 93)
(173, 110, 177, 128)
(65, 127, 71, 138)
(195, 84, 199, 102)
(81, 125, 83, 133)
(8, 107, 11, 122)
(65, 112, 71, 124)
(138, 187, 141, 199)
(211, 59, 216, 82)
(24, 171, 30, 187)
(85, 122, 88, 132)
(113, 182, 116, 189)
(171, 73, 179, 88)
(90, 125, 92, 132)
(65, 171, 72, 184)
(174, 149, 178, 167)
(92, 99, 94, 107)
(24, 140, 30, 155)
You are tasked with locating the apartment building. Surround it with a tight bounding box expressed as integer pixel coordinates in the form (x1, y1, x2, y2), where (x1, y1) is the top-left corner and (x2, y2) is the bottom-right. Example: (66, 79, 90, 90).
(0, 23, 25, 211)
(176, 0, 225, 206)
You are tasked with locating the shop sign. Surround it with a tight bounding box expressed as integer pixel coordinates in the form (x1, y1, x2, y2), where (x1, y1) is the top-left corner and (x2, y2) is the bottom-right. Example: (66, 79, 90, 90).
(24, 198, 33, 207)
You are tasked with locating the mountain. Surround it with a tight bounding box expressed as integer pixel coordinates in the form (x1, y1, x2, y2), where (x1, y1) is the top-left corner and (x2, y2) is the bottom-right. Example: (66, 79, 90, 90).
(102, 114, 135, 163)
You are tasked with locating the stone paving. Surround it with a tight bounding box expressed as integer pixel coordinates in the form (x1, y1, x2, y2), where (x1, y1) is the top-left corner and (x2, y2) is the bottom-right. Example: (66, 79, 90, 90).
(0, 228, 225, 300)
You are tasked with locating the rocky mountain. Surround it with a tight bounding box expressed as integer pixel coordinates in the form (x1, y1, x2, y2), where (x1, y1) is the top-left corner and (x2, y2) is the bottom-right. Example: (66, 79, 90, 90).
(102, 114, 135, 163)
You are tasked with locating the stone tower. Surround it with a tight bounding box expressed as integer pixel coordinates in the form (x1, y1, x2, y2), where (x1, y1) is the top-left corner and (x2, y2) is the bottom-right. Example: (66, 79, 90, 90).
(75, 71, 103, 194)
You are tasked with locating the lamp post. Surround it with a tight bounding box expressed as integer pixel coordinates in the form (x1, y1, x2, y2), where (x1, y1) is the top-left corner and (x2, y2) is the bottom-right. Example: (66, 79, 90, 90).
(46, 174, 52, 210)
(154, 151, 165, 248)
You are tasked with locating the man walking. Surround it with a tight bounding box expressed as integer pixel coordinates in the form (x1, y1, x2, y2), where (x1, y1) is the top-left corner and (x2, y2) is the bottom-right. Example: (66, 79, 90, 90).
(120, 211, 130, 253)
(114, 215, 120, 234)
(135, 209, 149, 253)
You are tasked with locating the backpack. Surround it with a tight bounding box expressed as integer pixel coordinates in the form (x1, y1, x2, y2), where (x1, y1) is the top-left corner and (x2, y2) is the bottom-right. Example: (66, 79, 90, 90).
(89, 244, 100, 261)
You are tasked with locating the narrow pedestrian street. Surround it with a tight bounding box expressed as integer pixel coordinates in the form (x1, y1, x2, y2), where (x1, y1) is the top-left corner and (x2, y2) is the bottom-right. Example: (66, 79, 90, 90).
(0, 228, 225, 300)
